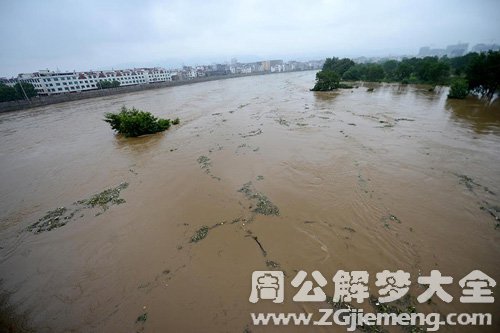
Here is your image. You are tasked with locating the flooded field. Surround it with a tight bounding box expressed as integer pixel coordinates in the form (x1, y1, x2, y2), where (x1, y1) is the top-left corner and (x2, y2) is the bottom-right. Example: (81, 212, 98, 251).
(0, 71, 499, 332)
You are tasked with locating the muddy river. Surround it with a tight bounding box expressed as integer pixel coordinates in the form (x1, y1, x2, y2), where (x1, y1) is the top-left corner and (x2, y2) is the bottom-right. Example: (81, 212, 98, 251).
(0, 71, 499, 332)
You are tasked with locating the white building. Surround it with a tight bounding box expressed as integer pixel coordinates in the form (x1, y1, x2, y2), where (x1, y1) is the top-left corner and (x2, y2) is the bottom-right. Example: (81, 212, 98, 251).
(270, 64, 284, 73)
(18, 67, 172, 96)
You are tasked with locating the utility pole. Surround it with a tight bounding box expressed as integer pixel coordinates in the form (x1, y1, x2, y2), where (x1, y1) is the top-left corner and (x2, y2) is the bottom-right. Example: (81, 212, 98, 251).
(18, 80, 31, 104)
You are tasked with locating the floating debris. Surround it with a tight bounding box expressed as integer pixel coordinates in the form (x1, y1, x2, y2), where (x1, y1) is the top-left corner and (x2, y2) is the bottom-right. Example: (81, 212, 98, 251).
(240, 129, 262, 138)
(190, 226, 209, 243)
(208, 144, 223, 153)
(197, 156, 221, 180)
(28, 183, 129, 233)
(136, 313, 148, 323)
(394, 118, 415, 122)
(457, 174, 478, 192)
(276, 117, 290, 126)
(369, 295, 424, 332)
(455, 173, 495, 195)
(238, 182, 279, 216)
(236, 143, 259, 155)
(238, 182, 253, 197)
(77, 182, 128, 210)
(266, 260, 280, 269)
(325, 294, 424, 332)
(27, 207, 73, 233)
(256, 175, 264, 181)
(209, 221, 225, 229)
(250, 236, 267, 257)
(480, 203, 500, 228)
(231, 217, 242, 224)
(254, 194, 280, 216)
(381, 214, 401, 228)
(197, 155, 211, 173)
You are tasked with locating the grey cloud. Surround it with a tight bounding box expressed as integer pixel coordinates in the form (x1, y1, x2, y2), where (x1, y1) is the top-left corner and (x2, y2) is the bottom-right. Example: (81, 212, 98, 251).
(1, 0, 499, 76)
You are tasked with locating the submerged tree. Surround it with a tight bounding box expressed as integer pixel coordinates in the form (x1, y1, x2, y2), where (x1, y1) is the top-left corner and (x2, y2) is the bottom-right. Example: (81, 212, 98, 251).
(104, 106, 173, 137)
(448, 78, 469, 99)
(365, 64, 385, 82)
(466, 51, 500, 100)
(311, 51, 499, 97)
(311, 70, 340, 91)
(322, 57, 355, 77)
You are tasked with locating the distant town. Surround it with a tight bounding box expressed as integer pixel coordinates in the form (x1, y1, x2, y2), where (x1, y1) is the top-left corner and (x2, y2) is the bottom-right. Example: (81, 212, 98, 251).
(0, 59, 324, 97)
(1, 42, 499, 98)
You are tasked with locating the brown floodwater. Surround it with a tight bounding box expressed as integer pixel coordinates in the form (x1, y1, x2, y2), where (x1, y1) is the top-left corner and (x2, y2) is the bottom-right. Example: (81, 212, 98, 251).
(0, 71, 499, 332)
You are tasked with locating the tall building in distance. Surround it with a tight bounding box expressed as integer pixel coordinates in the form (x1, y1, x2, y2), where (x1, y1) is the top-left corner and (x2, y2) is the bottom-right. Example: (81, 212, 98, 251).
(471, 43, 500, 53)
(418, 42, 499, 58)
(418, 43, 468, 58)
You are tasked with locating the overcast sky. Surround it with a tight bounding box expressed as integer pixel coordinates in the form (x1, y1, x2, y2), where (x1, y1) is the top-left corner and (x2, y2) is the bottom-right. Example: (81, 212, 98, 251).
(1, 0, 499, 77)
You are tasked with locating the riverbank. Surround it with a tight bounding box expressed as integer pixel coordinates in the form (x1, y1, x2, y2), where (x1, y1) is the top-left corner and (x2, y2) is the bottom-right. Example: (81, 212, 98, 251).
(0, 70, 316, 113)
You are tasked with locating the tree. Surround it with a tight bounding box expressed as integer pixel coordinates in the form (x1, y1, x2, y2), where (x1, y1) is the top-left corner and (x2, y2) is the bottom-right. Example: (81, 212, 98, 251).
(0, 82, 37, 102)
(342, 65, 363, 81)
(0, 84, 18, 102)
(448, 52, 478, 76)
(396, 62, 412, 81)
(14, 82, 37, 98)
(365, 64, 385, 82)
(466, 51, 500, 100)
(97, 80, 121, 89)
(415, 57, 449, 84)
(322, 57, 355, 77)
(311, 70, 340, 91)
(382, 60, 398, 81)
(448, 78, 469, 99)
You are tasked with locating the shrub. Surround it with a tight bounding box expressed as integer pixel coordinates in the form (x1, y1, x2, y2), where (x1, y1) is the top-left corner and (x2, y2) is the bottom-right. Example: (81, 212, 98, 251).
(448, 78, 469, 99)
(104, 106, 172, 137)
(172, 117, 180, 125)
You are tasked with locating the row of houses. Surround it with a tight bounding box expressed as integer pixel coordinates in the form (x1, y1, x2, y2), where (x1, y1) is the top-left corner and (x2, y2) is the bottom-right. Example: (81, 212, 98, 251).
(3, 59, 324, 96)
(177, 59, 324, 79)
(16, 68, 176, 96)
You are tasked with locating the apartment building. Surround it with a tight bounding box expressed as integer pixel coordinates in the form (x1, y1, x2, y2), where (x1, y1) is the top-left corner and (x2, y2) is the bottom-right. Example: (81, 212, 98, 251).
(18, 68, 172, 95)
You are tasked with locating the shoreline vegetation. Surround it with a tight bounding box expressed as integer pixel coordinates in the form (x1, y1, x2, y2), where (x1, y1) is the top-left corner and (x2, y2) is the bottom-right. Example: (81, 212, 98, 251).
(311, 51, 500, 100)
